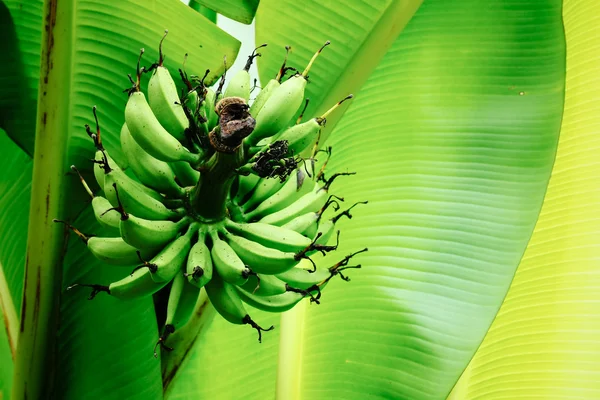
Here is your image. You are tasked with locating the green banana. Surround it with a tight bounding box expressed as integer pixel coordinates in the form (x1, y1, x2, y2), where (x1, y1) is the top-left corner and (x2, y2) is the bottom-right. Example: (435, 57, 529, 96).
(204, 273, 274, 342)
(71, 165, 121, 231)
(314, 218, 336, 245)
(249, 45, 290, 117)
(88, 236, 159, 266)
(185, 233, 213, 289)
(210, 231, 252, 286)
(258, 186, 329, 226)
(203, 88, 218, 131)
(165, 272, 200, 329)
(125, 91, 201, 164)
(224, 232, 299, 275)
(104, 176, 183, 221)
(67, 266, 170, 301)
(235, 286, 305, 313)
(246, 42, 330, 145)
(275, 95, 352, 156)
(276, 266, 330, 290)
(94, 149, 165, 202)
(224, 44, 266, 101)
(120, 123, 186, 198)
(278, 248, 367, 289)
(224, 70, 251, 102)
(155, 271, 200, 356)
(224, 219, 311, 253)
(137, 225, 195, 283)
(242, 176, 285, 211)
(147, 33, 188, 141)
(170, 161, 200, 187)
(281, 211, 319, 237)
(54, 220, 160, 266)
(240, 273, 286, 297)
(91, 196, 121, 230)
(93, 149, 123, 191)
(244, 169, 314, 219)
(204, 272, 247, 324)
(233, 173, 261, 204)
(120, 214, 190, 249)
(249, 79, 279, 117)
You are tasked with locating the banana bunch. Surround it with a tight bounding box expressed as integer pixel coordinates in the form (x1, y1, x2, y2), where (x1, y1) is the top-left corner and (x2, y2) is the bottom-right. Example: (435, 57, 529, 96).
(61, 34, 368, 354)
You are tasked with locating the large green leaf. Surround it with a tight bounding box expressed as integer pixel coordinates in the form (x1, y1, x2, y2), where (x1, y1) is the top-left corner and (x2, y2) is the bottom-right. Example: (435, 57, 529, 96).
(190, 0, 259, 24)
(255, 0, 424, 141)
(0, 1, 44, 156)
(296, 0, 564, 397)
(167, 1, 565, 399)
(448, 1, 600, 398)
(0, 130, 32, 319)
(6, 1, 240, 399)
(0, 127, 31, 399)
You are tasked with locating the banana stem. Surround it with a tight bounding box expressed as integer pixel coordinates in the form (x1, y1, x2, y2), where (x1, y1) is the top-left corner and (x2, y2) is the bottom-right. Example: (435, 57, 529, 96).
(161, 290, 216, 395)
(11, 1, 73, 399)
(190, 149, 245, 221)
(275, 300, 308, 400)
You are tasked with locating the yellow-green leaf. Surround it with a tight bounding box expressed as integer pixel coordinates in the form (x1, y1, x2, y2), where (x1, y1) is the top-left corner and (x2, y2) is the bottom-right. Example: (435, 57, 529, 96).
(448, 1, 600, 398)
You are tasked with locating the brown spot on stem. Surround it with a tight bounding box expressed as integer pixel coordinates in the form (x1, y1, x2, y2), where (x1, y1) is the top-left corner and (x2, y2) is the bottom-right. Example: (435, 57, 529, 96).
(45, 184, 51, 220)
(20, 258, 28, 333)
(42, 0, 57, 86)
(42, 112, 47, 125)
(33, 268, 41, 324)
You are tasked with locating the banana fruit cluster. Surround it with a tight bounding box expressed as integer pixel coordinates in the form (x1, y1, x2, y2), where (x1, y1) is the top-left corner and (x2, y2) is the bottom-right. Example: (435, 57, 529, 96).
(61, 33, 367, 352)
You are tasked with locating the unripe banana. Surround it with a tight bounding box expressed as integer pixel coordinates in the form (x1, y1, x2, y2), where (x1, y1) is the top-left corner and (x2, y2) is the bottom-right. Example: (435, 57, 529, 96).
(258, 187, 329, 226)
(87, 236, 159, 266)
(93, 150, 123, 191)
(224, 70, 252, 102)
(233, 173, 261, 204)
(142, 225, 196, 283)
(235, 286, 305, 313)
(185, 234, 213, 289)
(104, 175, 183, 221)
(276, 266, 330, 290)
(120, 123, 186, 198)
(91, 196, 121, 230)
(72, 165, 121, 231)
(120, 215, 190, 249)
(242, 177, 285, 211)
(210, 232, 252, 286)
(204, 273, 248, 325)
(240, 273, 287, 297)
(244, 169, 314, 219)
(246, 42, 330, 145)
(203, 88, 218, 131)
(94, 150, 165, 203)
(249, 45, 290, 117)
(68, 267, 170, 301)
(224, 232, 298, 275)
(125, 91, 201, 164)
(274, 95, 352, 156)
(249, 79, 279, 117)
(281, 211, 319, 237)
(170, 161, 200, 187)
(148, 67, 188, 141)
(224, 219, 311, 253)
(155, 271, 201, 356)
(314, 217, 336, 245)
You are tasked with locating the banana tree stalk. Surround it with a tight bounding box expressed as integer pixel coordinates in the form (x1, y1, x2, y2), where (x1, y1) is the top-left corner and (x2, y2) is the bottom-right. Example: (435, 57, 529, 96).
(11, 1, 72, 398)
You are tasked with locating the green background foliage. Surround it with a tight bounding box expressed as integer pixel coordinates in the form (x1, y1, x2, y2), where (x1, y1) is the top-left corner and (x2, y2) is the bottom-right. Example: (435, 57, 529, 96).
(1, 0, 599, 399)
